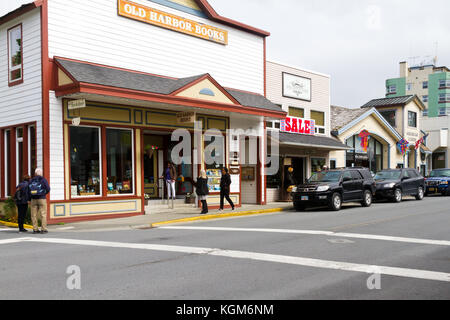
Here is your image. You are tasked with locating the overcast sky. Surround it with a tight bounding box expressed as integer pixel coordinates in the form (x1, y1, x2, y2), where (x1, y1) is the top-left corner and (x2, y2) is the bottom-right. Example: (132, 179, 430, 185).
(209, 0, 450, 108)
(2, 1, 449, 108)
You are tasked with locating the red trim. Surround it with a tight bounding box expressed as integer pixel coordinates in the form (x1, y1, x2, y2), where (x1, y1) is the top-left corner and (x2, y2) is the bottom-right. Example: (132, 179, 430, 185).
(7, 23, 24, 87)
(263, 121, 267, 205)
(101, 126, 108, 198)
(264, 37, 267, 97)
(0, 3, 39, 26)
(194, 0, 270, 37)
(22, 125, 29, 178)
(9, 129, 16, 194)
(55, 82, 286, 119)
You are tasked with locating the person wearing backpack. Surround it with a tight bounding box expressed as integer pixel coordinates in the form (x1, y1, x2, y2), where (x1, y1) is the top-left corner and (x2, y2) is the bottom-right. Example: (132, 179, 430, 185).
(14, 174, 31, 233)
(28, 168, 51, 234)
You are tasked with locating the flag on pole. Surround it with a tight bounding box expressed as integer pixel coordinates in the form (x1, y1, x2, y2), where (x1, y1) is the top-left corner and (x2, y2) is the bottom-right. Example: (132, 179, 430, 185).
(359, 130, 370, 153)
(415, 137, 424, 150)
(397, 138, 409, 155)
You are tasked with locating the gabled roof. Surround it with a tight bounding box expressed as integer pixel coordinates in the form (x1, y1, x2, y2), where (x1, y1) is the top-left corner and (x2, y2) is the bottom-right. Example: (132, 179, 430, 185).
(361, 95, 425, 110)
(54, 57, 285, 116)
(331, 105, 403, 140)
(0, 2, 39, 26)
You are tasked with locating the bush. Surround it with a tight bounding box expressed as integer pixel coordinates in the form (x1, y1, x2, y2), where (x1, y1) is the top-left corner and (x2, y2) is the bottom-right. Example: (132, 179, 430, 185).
(1, 198, 32, 225)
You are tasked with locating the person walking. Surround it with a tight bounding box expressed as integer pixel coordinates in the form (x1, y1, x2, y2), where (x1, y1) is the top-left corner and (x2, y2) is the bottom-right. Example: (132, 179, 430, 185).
(14, 174, 31, 233)
(29, 168, 50, 234)
(194, 170, 209, 214)
(162, 162, 177, 201)
(219, 167, 234, 211)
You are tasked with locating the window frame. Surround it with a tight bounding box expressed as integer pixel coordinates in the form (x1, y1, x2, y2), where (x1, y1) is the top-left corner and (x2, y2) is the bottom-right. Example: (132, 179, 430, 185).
(69, 125, 103, 199)
(7, 23, 24, 87)
(439, 79, 450, 89)
(105, 127, 135, 197)
(408, 111, 417, 128)
(380, 109, 396, 128)
(423, 81, 428, 89)
(438, 93, 450, 103)
(310, 110, 326, 135)
(387, 85, 397, 94)
(288, 106, 305, 118)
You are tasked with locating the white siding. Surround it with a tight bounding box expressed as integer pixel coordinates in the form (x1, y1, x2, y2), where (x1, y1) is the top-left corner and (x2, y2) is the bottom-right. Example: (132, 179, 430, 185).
(49, 91, 64, 200)
(47, 0, 264, 94)
(0, 9, 43, 171)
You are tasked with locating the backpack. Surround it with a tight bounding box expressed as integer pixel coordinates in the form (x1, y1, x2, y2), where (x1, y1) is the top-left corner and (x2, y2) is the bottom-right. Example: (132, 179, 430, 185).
(14, 186, 24, 202)
(29, 179, 47, 197)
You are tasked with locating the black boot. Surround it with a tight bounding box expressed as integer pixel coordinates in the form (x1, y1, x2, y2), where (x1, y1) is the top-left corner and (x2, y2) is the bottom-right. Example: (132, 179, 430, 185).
(201, 200, 208, 214)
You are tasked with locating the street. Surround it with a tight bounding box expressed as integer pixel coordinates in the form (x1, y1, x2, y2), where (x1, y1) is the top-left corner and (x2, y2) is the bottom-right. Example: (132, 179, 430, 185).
(1, 196, 449, 300)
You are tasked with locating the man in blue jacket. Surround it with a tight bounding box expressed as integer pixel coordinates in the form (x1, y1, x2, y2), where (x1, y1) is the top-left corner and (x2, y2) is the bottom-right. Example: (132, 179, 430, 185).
(28, 168, 51, 234)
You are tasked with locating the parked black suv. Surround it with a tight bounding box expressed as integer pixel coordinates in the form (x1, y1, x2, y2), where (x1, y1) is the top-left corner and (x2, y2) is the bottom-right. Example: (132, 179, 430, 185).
(374, 168, 425, 202)
(291, 168, 376, 211)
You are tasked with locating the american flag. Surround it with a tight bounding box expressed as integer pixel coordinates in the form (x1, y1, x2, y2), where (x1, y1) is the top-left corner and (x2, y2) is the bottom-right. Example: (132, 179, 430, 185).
(415, 137, 424, 150)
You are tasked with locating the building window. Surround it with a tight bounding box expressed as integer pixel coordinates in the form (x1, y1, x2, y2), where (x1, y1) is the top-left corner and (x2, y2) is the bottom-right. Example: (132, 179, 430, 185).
(7, 24, 23, 85)
(4, 130, 11, 196)
(288, 107, 304, 118)
(310, 110, 325, 135)
(28, 125, 37, 175)
(266, 121, 273, 128)
(406, 83, 412, 91)
(422, 95, 428, 103)
(16, 127, 24, 183)
(439, 93, 450, 103)
(380, 110, 396, 127)
(70, 126, 101, 197)
(408, 111, 417, 128)
(330, 159, 337, 169)
(387, 85, 396, 94)
(423, 109, 429, 117)
(439, 79, 450, 88)
(106, 129, 134, 195)
(423, 81, 428, 89)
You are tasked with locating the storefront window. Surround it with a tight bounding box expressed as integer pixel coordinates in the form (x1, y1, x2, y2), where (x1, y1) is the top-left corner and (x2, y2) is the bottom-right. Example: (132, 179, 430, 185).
(346, 135, 383, 172)
(106, 129, 133, 195)
(16, 127, 23, 183)
(204, 133, 225, 193)
(70, 126, 101, 197)
(311, 158, 326, 174)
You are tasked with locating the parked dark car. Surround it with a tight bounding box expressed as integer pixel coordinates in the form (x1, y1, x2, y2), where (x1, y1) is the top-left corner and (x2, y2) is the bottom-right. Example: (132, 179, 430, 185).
(425, 168, 450, 196)
(291, 168, 376, 211)
(374, 168, 425, 202)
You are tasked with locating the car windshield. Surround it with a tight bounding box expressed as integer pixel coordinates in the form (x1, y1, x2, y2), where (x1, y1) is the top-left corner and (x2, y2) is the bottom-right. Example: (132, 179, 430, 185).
(374, 171, 402, 180)
(430, 169, 450, 178)
(308, 171, 342, 183)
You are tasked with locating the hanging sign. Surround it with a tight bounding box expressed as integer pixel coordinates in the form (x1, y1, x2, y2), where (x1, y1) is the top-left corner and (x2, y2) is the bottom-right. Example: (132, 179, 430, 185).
(280, 116, 315, 135)
(68, 99, 86, 110)
(358, 130, 370, 153)
(118, 0, 228, 45)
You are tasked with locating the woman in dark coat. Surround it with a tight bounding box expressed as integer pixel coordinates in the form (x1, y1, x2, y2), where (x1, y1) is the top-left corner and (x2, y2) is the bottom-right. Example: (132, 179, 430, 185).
(195, 170, 209, 214)
(15, 174, 31, 233)
(219, 167, 235, 211)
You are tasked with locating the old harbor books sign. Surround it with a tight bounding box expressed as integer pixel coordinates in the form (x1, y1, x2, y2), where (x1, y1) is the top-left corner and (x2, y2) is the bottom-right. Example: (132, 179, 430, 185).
(118, 0, 228, 45)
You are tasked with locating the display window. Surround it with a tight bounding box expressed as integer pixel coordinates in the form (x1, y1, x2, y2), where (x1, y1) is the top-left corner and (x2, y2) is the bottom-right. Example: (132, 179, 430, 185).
(106, 128, 134, 195)
(69, 126, 102, 197)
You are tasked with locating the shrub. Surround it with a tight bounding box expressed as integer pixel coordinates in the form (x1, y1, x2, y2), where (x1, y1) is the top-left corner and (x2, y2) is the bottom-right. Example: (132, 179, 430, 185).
(2, 197, 18, 223)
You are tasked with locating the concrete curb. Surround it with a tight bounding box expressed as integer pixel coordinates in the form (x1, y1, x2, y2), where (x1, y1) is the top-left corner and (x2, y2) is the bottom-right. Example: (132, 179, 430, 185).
(151, 207, 288, 228)
(0, 220, 33, 229)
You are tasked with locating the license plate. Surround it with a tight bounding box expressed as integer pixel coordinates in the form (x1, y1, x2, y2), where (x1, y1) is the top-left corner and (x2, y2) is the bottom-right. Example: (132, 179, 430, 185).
(429, 188, 436, 192)
(301, 196, 309, 201)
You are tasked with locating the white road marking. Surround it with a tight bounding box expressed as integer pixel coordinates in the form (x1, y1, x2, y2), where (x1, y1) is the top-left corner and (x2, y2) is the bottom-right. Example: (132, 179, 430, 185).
(0, 238, 29, 244)
(56, 227, 75, 230)
(0, 237, 448, 283)
(159, 226, 450, 247)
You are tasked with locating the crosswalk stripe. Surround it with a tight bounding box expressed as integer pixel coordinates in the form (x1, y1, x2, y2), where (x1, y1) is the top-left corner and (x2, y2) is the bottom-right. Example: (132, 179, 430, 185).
(158, 226, 450, 247)
(1, 237, 448, 283)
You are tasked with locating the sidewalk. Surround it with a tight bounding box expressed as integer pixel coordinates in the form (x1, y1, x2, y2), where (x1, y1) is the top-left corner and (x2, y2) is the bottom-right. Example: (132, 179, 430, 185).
(47, 202, 294, 232)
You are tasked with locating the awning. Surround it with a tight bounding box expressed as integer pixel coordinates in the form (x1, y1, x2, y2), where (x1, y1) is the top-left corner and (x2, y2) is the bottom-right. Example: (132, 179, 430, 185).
(420, 145, 433, 154)
(270, 132, 351, 150)
(53, 57, 286, 119)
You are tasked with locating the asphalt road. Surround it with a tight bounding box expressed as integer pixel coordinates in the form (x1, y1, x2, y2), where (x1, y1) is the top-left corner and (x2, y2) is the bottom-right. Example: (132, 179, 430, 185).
(0, 195, 449, 300)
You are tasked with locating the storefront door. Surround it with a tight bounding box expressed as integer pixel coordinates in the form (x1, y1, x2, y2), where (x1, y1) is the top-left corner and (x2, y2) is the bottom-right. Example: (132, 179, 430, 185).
(143, 134, 164, 199)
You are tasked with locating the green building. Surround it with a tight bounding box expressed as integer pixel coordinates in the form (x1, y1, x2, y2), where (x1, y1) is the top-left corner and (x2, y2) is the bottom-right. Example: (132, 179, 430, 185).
(385, 62, 450, 117)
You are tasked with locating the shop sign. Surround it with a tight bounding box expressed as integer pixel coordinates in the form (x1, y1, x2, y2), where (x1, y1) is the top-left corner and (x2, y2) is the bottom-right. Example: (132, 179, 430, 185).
(282, 73, 311, 101)
(177, 111, 196, 124)
(68, 99, 86, 110)
(118, 0, 228, 45)
(280, 116, 315, 135)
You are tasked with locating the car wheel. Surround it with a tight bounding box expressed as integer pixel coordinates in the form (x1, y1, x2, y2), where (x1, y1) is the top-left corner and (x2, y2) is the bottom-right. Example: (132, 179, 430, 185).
(294, 203, 305, 211)
(392, 188, 402, 203)
(361, 190, 372, 207)
(329, 193, 342, 211)
(415, 186, 424, 200)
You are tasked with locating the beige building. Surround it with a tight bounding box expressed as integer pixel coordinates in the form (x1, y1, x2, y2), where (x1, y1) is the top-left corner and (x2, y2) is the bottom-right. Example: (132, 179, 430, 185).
(330, 95, 429, 173)
(265, 61, 349, 201)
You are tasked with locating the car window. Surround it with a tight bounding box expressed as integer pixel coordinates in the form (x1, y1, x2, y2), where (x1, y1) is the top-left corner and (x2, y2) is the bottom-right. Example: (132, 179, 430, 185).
(402, 170, 410, 179)
(359, 169, 373, 180)
(351, 171, 362, 180)
(342, 171, 352, 181)
(408, 170, 418, 178)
